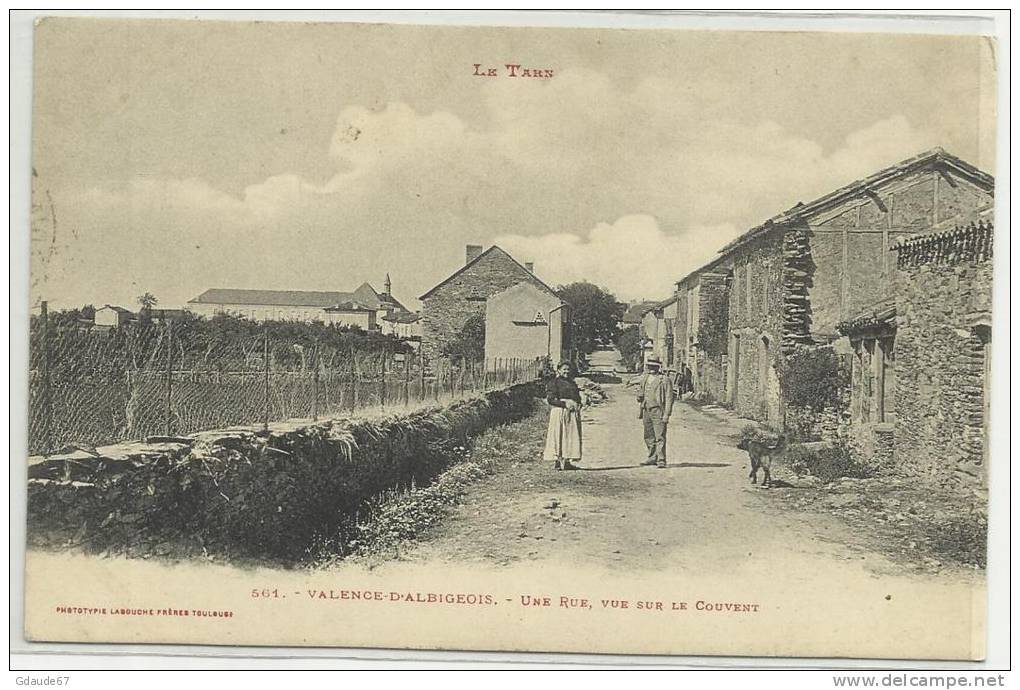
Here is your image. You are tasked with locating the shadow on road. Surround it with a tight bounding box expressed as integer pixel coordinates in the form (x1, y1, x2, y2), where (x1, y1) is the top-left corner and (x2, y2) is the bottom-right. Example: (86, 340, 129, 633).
(575, 465, 645, 472)
(582, 372, 623, 384)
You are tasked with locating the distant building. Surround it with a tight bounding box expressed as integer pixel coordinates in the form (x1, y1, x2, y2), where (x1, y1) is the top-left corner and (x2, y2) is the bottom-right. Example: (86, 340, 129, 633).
(640, 297, 678, 367)
(620, 301, 658, 330)
(382, 310, 422, 341)
(485, 282, 569, 367)
(94, 305, 133, 328)
(419, 245, 551, 361)
(186, 279, 414, 331)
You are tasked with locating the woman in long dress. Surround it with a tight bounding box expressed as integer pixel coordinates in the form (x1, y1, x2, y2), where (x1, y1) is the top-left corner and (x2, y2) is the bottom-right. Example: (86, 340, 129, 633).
(543, 362, 583, 471)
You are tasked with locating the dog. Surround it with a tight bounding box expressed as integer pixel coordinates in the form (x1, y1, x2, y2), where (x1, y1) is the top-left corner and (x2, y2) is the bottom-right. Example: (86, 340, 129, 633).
(737, 429, 787, 489)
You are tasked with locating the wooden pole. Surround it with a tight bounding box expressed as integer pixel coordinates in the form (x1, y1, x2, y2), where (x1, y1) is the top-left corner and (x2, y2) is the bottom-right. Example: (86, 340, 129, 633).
(40, 301, 51, 455)
(262, 323, 269, 432)
(380, 351, 387, 409)
(419, 354, 426, 405)
(350, 343, 359, 411)
(165, 319, 174, 436)
(311, 338, 319, 422)
(404, 353, 411, 407)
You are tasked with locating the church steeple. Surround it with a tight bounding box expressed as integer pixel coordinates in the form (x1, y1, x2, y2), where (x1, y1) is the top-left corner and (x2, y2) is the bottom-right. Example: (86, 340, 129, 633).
(384, 273, 392, 296)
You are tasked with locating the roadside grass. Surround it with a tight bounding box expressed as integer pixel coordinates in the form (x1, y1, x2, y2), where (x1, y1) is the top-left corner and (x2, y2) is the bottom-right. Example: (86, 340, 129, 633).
(310, 409, 547, 568)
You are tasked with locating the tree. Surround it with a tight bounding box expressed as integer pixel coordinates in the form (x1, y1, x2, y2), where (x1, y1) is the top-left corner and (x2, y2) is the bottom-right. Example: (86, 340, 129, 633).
(442, 313, 485, 362)
(556, 282, 625, 355)
(614, 325, 643, 372)
(137, 292, 158, 311)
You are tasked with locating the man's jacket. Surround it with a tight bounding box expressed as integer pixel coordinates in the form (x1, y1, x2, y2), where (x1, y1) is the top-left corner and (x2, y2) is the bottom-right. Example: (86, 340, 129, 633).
(636, 372, 674, 420)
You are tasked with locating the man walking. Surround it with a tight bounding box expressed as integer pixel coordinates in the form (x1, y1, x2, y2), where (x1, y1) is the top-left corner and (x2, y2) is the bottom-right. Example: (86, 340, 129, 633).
(637, 356, 674, 468)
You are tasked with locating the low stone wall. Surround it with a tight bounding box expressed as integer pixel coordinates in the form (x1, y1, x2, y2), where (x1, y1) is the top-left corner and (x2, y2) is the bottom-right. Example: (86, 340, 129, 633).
(27, 383, 539, 563)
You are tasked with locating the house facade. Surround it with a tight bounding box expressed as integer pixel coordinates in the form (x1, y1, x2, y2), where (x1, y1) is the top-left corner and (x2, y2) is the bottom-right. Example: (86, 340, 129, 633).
(673, 257, 732, 401)
(419, 245, 550, 362)
(484, 282, 569, 367)
(640, 297, 677, 366)
(94, 305, 133, 328)
(840, 219, 994, 486)
(672, 148, 994, 426)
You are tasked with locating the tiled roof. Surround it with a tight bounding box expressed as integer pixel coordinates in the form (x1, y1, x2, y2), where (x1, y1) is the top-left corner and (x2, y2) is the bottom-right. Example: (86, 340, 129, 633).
(188, 288, 348, 308)
(419, 246, 557, 300)
(837, 298, 897, 336)
(621, 301, 659, 323)
(383, 311, 421, 324)
(717, 148, 994, 255)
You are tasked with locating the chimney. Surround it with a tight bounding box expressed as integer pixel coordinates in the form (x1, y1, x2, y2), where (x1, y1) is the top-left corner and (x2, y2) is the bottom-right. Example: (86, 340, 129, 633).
(466, 245, 483, 265)
(383, 273, 392, 296)
(524, 262, 534, 273)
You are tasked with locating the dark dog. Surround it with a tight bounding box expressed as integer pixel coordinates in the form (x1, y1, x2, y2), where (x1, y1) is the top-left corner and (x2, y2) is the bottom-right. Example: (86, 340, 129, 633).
(737, 431, 787, 489)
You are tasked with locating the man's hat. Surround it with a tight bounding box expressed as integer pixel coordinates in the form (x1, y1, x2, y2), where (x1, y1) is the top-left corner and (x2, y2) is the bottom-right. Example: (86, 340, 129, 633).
(646, 356, 663, 368)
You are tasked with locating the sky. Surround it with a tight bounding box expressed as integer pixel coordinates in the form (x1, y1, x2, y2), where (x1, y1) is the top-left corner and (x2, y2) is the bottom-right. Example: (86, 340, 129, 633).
(29, 18, 997, 311)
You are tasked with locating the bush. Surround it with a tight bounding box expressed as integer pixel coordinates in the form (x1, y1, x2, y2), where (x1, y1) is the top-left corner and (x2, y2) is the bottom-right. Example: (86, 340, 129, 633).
(784, 441, 876, 483)
(780, 346, 849, 413)
(924, 511, 988, 568)
(615, 325, 642, 372)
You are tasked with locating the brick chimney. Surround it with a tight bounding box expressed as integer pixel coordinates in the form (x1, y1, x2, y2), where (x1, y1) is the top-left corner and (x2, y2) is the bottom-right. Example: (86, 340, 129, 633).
(525, 262, 534, 273)
(466, 245, 484, 265)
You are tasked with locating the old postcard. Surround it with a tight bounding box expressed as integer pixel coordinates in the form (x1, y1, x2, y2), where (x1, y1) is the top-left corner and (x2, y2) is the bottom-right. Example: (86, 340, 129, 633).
(22, 14, 998, 660)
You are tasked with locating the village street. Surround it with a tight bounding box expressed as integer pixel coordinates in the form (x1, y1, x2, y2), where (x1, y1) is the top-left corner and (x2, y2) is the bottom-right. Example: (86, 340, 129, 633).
(392, 350, 981, 589)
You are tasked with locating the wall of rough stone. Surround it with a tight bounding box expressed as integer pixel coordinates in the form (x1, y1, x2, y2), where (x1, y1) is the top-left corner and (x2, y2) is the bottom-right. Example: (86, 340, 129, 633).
(693, 272, 730, 402)
(803, 169, 993, 339)
(727, 230, 784, 423)
(27, 383, 540, 562)
(421, 249, 549, 362)
(894, 230, 993, 486)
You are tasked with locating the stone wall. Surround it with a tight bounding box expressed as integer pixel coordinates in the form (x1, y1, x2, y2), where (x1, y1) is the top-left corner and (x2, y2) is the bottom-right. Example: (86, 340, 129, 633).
(692, 272, 730, 402)
(802, 169, 992, 339)
(421, 248, 548, 362)
(727, 229, 785, 423)
(27, 383, 540, 562)
(893, 221, 993, 486)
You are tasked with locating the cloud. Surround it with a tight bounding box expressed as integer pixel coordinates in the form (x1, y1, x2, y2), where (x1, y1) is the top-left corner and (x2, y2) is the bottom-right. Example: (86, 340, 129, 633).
(36, 81, 943, 312)
(494, 215, 738, 301)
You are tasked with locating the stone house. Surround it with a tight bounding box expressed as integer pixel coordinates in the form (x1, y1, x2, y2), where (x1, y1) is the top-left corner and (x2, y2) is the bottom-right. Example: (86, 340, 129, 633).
(672, 148, 994, 426)
(641, 297, 677, 366)
(673, 256, 733, 401)
(419, 245, 550, 362)
(93, 305, 134, 328)
(840, 219, 994, 486)
(484, 282, 569, 367)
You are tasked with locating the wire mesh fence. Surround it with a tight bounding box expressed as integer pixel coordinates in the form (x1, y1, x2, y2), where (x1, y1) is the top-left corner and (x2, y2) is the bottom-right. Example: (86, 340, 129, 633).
(27, 304, 543, 456)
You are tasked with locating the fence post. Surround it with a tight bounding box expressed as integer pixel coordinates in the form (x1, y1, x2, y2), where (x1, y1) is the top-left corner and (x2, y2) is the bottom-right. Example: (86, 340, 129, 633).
(404, 353, 411, 407)
(165, 319, 173, 436)
(380, 351, 387, 409)
(40, 301, 51, 456)
(311, 338, 319, 422)
(420, 355, 426, 405)
(351, 343, 359, 411)
(262, 323, 270, 432)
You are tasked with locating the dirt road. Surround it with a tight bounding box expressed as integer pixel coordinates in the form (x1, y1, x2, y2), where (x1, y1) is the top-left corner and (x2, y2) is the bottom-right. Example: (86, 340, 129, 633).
(24, 350, 984, 658)
(398, 351, 980, 585)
